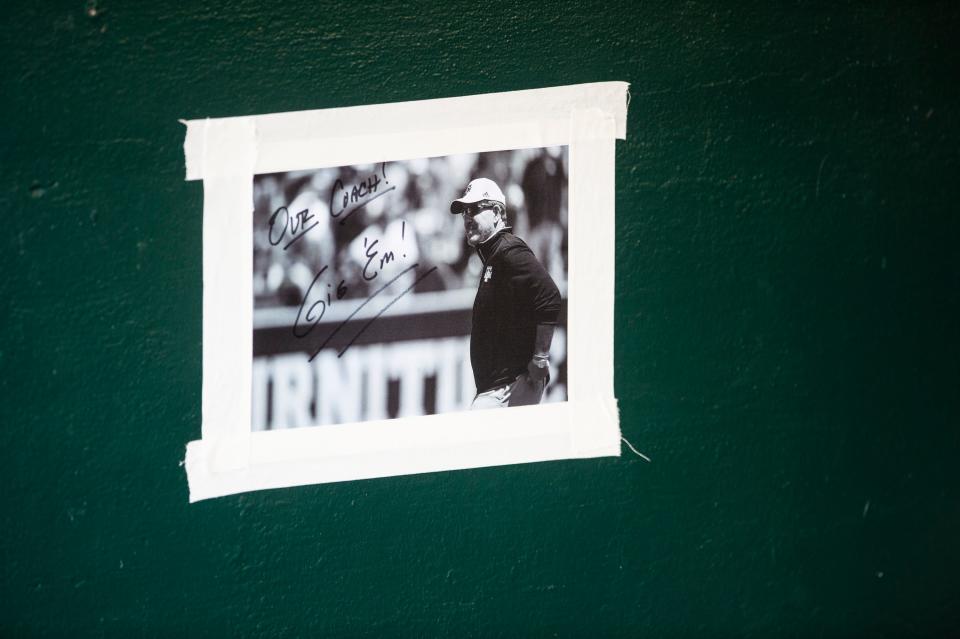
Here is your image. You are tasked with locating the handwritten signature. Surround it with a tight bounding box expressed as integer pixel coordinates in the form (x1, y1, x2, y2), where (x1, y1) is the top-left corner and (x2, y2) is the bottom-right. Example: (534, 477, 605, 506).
(298, 262, 436, 360)
(289, 220, 433, 359)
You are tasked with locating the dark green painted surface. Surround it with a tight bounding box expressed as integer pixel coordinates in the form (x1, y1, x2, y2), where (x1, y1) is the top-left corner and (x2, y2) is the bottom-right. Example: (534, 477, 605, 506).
(2, 1, 958, 636)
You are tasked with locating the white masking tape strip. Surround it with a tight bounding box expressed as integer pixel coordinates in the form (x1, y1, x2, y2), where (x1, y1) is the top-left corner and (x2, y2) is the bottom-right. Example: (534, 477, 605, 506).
(200, 176, 253, 470)
(183, 82, 628, 179)
(186, 399, 619, 502)
(567, 109, 617, 404)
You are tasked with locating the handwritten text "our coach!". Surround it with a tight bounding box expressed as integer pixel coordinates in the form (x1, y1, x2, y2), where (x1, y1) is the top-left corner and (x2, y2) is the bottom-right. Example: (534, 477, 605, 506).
(267, 163, 396, 250)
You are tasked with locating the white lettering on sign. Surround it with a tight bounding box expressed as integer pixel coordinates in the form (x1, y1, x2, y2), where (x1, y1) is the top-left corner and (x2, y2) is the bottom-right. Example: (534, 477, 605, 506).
(253, 330, 567, 430)
(254, 337, 472, 430)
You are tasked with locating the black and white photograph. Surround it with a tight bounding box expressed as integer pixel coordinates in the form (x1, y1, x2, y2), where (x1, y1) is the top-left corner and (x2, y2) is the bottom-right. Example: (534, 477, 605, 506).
(252, 147, 569, 430)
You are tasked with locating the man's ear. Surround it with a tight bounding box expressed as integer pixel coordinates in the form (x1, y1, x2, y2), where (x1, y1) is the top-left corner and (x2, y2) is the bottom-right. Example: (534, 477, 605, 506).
(493, 203, 506, 224)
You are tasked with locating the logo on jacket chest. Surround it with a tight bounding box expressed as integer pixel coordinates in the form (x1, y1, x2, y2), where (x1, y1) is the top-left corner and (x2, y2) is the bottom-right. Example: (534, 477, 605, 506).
(483, 265, 493, 282)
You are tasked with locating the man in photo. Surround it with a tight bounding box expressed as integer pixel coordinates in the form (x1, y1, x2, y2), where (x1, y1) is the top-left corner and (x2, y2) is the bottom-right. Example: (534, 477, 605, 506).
(451, 178, 562, 409)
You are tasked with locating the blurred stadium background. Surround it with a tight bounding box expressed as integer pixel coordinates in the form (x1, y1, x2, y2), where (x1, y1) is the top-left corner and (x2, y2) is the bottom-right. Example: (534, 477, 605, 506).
(252, 146, 568, 430)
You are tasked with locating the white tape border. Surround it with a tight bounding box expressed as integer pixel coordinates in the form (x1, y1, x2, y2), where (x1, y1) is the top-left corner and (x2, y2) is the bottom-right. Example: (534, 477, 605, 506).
(183, 82, 628, 501)
(183, 82, 627, 179)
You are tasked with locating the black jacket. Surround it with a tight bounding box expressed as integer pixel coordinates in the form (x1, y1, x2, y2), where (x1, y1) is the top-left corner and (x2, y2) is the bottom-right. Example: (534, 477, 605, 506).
(471, 230, 561, 393)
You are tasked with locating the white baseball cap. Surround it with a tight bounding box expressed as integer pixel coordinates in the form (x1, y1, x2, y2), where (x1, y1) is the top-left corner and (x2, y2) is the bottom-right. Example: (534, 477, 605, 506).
(450, 178, 506, 214)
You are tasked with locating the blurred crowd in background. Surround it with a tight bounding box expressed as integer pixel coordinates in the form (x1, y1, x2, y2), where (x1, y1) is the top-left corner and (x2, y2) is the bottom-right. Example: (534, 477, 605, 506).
(253, 147, 569, 308)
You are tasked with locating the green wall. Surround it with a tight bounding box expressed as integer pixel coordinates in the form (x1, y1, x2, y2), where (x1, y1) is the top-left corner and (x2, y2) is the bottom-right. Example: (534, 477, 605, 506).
(2, 1, 958, 635)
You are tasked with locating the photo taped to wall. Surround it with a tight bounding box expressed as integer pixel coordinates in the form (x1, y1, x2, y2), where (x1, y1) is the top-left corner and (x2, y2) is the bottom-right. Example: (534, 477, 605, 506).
(183, 82, 627, 500)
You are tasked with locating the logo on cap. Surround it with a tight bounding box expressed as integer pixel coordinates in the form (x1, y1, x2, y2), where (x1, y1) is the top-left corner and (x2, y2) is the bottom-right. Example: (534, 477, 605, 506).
(450, 178, 507, 214)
